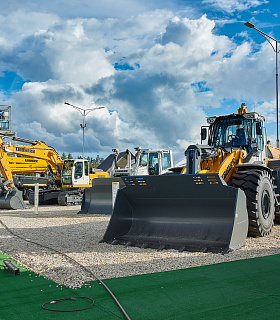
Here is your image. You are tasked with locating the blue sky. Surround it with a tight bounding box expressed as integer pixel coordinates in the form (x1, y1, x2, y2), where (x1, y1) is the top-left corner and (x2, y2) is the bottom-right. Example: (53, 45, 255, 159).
(0, 0, 279, 157)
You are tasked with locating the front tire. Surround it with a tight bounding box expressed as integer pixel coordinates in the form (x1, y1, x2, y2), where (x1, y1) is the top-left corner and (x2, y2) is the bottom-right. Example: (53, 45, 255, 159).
(232, 169, 275, 236)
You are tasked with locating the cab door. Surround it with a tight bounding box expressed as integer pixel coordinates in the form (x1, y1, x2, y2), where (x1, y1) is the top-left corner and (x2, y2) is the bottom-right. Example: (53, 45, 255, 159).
(72, 160, 89, 186)
(252, 121, 267, 164)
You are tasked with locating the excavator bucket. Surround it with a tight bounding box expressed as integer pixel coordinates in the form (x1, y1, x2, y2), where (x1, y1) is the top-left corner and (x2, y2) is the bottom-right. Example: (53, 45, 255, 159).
(0, 189, 27, 210)
(101, 174, 248, 253)
(79, 178, 125, 215)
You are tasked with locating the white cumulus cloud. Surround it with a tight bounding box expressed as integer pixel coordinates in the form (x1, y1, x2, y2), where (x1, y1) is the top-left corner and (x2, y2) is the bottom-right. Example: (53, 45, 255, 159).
(1, 6, 278, 157)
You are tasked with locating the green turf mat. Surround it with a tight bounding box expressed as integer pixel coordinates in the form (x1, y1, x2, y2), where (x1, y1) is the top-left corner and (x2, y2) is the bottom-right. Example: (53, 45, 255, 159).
(0, 252, 124, 319)
(1, 252, 280, 319)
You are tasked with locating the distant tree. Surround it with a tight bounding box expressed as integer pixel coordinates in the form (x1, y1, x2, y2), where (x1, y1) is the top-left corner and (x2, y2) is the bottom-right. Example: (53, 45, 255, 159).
(91, 154, 104, 167)
(96, 154, 100, 164)
(61, 152, 67, 160)
(67, 153, 73, 159)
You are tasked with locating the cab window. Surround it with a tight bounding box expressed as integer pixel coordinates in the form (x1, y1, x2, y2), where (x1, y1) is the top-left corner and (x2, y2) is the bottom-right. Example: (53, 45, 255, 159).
(62, 160, 74, 185)
(162, 153, 171, 170)
(140, 153, 148, 166)
(148, 153, 159, 175)
(74, 162, 83, 179)
(85, 161, 89, 176)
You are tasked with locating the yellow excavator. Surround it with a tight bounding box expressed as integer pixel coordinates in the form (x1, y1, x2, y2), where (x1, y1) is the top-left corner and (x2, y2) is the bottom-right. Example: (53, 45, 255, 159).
(0, 135, 108, 209)
(8, 154, 64, 200)
(101, 104, 280, 253)
(8, 156, 58, 200)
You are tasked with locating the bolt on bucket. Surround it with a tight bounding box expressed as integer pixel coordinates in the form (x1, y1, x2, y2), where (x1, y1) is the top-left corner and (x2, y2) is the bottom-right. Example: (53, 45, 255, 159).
(101, 174, 248, 253)
(78, 178, 125, 215)
(0, 189, 27, 210)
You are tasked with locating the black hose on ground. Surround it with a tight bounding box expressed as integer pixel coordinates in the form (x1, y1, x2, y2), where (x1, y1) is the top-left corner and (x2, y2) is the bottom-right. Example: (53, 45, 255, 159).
(0, 218, 131, 320)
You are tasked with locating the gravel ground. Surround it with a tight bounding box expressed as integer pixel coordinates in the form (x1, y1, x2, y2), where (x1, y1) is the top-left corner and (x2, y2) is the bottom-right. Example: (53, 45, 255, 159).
(1, 203, 280, 288)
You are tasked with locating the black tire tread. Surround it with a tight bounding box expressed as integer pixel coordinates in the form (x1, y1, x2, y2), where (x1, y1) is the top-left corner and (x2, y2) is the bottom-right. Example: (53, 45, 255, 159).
(232, 169, 275, 237)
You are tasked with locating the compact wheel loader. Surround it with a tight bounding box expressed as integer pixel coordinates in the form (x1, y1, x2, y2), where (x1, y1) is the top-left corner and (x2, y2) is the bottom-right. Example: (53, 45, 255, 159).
(101, 104, 280, 253)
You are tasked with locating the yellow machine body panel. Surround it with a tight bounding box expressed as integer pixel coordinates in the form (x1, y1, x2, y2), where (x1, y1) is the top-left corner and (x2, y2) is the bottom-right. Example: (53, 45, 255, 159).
(199, 149, 247, 183)
(89, 171, 109, 183)
(8, 157, 51, 175)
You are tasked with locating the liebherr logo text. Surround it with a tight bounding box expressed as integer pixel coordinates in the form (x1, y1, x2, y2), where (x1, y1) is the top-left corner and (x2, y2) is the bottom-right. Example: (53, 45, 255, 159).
(222, 158, 235, 180)
(16, 147, 35, 154)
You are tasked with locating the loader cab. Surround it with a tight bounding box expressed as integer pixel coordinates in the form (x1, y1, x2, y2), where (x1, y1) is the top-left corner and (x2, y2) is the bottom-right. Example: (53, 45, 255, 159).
(207, 115, 253, 151)
(135, 149, 173, 175)
(61, 159, 89, 187)
(205, 110, 267, 163)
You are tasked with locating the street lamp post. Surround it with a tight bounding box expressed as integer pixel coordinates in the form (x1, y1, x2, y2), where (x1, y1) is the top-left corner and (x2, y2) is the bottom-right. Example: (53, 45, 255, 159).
(245, 22, 280, 148)
(64, 102, 104, 158)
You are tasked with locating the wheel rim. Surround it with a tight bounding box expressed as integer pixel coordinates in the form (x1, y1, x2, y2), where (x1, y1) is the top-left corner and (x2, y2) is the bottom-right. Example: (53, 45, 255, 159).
(261, 189, 271, 220)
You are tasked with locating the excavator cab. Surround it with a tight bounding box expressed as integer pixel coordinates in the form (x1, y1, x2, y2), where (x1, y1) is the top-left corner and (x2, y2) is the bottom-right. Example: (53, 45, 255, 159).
(62, 159, 90, 187)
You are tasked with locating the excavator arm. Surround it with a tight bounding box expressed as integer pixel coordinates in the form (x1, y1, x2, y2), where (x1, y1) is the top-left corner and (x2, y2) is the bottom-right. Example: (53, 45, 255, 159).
(0, 139, 16, 188)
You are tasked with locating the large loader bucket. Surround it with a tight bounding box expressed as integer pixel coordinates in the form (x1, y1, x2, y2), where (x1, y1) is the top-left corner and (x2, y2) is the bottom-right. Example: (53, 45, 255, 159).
(0, 189, 27, 210)
(101, 174, 248, 253)
(79, 178, 125, 215)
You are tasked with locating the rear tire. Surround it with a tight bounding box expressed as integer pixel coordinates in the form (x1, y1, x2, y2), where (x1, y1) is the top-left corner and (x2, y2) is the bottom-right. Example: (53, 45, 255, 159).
(232, 169, 275, 236)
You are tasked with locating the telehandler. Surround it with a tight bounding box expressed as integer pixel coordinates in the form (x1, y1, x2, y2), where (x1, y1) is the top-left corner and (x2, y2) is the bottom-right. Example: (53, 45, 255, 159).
(101, 104, 280, 253)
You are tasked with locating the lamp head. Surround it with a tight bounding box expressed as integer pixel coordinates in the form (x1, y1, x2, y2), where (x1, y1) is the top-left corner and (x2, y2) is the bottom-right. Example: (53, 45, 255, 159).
(244, 22, 255, 29)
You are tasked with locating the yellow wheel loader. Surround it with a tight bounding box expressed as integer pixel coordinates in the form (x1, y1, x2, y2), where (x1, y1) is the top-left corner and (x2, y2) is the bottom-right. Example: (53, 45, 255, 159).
(101, 104, 280, 253)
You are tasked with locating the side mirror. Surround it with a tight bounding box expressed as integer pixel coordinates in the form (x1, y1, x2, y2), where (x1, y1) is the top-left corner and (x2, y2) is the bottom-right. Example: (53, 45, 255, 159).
(201, 127, 207, 142)
(256, 122, 262, 135)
